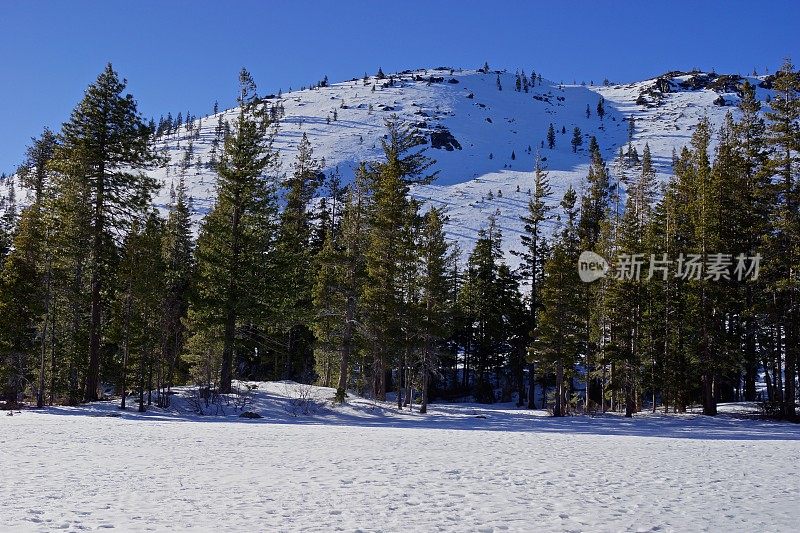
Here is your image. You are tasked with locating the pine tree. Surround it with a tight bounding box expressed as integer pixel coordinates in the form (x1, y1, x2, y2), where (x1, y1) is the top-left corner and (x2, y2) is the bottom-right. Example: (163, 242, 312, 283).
(494, 257, 527, 406)
(395, 198, 422, 409)
(571, 127, 583, 153)
(362, 117, 435, 400)
(459, 218, 505, 402)
(192, 68, 278, 394)
(417, 208, 451, 413)
(14, 129, 58, 407)
(607, 188, 644, 417)
(534, 186, 581, 416)
(605, 142, 659, 416)
(311, 230, 338, 388)
(116, 213, 165, 411)
(547, 123, 556, 149)
(49, 63, 159, 402)
(47, 155, 93, 405)
(276, 133, 324, 379)
(158, 176, 194, 406)
(734, 80, 770, 401)
(763, 59, 800, 419)
(515, 154, 552, 408)
(313, 165, 369, 402)
(578, 139, 611, 410)
(579, 138, 611, 249)
(18, 128, 57, 202)
(0, 206, 45, 406)
(672, 117, 717, 415)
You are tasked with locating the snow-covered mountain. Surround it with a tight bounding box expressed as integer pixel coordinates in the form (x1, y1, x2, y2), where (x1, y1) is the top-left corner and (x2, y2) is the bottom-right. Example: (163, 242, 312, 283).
(2, 67, 775, 269)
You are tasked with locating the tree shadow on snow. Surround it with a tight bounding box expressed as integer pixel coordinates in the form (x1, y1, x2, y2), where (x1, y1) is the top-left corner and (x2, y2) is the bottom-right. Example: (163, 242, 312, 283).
(26, 393, 800, 442)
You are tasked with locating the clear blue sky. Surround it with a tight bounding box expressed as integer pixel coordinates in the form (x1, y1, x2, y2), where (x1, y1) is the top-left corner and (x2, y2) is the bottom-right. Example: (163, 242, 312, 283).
(1, 0, 798, 173)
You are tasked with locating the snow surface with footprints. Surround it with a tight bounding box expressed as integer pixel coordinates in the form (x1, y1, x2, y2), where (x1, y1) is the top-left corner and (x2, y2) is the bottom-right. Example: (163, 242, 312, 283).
(2, 382, 798, 532)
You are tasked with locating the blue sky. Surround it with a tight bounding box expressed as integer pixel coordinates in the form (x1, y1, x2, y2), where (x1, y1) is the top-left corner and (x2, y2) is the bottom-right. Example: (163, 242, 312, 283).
(1, 0, 798, 173)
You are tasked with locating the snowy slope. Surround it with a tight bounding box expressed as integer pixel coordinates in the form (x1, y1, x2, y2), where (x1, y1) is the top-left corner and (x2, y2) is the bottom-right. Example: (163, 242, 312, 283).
(2, 382, 799, 532)
(1, 68, 773, 271)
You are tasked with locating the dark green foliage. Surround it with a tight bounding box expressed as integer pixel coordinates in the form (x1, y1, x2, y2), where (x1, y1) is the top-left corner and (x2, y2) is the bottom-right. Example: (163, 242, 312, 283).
(547, 123, 556, 149)
(571, 127, 583, 153)
(533, 187, 582, 416)
(275, 133, 324, 380)
(362, 117, 435, 400)
(191, 68, 278, 394)
(49, 63, 160, 401)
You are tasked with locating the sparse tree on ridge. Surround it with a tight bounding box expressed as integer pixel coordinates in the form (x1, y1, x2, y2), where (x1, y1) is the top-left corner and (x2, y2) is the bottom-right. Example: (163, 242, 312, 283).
(571, 127, 583, 153)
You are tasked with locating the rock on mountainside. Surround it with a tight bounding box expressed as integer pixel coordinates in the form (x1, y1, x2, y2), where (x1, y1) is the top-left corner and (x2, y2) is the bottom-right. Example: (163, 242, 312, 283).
(1, 67, 774, 272)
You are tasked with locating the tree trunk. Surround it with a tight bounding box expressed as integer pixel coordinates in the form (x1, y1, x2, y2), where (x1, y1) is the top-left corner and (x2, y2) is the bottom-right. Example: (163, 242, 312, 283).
(336, 296, 355, 402)
(625, 360, 635, 418)
(85, 164, 105, 403)
(554, 359, 564, 417)
(220, 307, 236, 394)
(420, 370, 429, 414)
(147, 346, 153, 406)
(220, 201, 241, 395)
(526, 362, 536, 409)
(784, 298, 797, 419)
(49, 307, 57, 406)
(138, 346, 146, 412)
(36, 285, 50, 408)
(515, 346, 524, 407)
(397, 359, 404, 410)
(164, 330, 180, 409)
(373, 350, 386, 401)
(85, 270, 102, 402)
(119, 282, 132, 410)
(420, 333, 431, 414)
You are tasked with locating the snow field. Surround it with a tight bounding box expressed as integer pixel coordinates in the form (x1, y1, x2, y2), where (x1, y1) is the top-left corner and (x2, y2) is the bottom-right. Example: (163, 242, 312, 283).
(1, 383, 798, 532)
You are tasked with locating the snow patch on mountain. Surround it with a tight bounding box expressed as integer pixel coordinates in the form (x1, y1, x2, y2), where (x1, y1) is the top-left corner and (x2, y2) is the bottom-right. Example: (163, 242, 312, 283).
(1, 68, 774, 271)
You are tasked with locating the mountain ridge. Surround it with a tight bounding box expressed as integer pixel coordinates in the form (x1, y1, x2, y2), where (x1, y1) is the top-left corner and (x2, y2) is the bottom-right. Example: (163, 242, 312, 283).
(1, 66, 775, 271)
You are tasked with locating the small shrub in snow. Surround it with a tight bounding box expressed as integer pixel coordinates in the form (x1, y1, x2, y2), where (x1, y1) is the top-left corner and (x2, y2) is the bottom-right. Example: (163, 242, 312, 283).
(186, 387, 225, 416)
(283, 382, 325, 417)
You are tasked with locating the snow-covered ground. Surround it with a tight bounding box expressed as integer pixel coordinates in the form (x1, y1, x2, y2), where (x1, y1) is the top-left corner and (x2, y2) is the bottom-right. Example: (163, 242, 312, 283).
(2, 382, 798, 532)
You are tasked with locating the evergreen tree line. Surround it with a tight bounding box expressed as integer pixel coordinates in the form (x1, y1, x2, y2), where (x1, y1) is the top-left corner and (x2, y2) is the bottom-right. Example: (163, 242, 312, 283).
(531, 64, 799, 419)
(0, 62, 797, 419)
